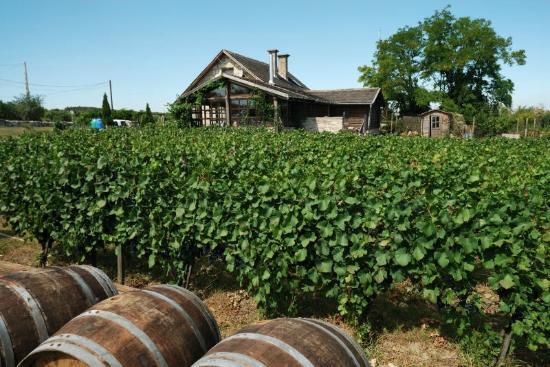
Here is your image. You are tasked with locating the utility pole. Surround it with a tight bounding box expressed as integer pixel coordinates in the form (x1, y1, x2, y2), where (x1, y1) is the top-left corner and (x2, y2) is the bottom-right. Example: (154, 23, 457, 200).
(23, 62, 30, 97)
(109, 80, 114, 110)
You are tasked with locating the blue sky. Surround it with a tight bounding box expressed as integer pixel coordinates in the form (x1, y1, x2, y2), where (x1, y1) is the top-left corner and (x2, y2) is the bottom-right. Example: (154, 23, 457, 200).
(1, 0, 548, 112)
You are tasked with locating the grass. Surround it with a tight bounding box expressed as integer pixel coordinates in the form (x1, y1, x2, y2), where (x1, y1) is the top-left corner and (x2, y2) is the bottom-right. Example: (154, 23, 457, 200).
(0, 126, 53, 137)
(0, 220, 546, 367)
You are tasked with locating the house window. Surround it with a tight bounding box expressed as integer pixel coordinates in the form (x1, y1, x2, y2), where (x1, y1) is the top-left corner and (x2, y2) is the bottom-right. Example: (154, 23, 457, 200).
(206, 86, 226, 98)
(230, 83, 250, 95)
(230, 98, 259, 125)
(431, 115, 440, 129)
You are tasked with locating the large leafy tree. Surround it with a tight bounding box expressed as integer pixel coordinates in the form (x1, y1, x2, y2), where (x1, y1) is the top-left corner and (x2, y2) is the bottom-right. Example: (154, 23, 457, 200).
(359, 26, 430, 114)
(359, 6, 526, 116)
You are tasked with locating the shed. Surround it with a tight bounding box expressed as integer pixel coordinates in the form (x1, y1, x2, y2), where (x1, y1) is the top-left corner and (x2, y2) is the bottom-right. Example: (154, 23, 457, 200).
(419, 109, 453, 137)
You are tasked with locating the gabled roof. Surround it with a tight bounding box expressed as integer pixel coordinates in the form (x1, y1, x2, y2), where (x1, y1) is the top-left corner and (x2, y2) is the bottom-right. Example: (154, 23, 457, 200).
(180, 73, 324, 102)
(179, 50, 383, 105)
(224, 50, 309, 90)
(419, 109, 452, 117)
(307, 88, 382, 105)
(183, 49, 309, 95)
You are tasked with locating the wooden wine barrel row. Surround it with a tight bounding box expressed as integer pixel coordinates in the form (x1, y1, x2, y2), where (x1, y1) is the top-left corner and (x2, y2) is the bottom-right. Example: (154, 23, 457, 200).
(0, 265, 117, 367)
(0, 261, 134, 294)
(192, 318, 370, 367)
(20, 284, 221, 367)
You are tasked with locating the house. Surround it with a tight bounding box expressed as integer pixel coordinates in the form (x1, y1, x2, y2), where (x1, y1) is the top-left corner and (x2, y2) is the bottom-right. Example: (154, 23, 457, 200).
(419, 109, 453, 137)
(177, 49, 384, 133)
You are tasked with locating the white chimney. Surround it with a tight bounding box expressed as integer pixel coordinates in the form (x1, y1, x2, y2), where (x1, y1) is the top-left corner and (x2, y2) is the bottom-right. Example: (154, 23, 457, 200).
(278, 54, 289, 80)
(267, 49, 279, 84)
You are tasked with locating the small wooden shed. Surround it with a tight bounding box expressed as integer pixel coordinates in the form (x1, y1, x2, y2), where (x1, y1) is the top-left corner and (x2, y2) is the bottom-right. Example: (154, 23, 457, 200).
(419, 109, 453, 137)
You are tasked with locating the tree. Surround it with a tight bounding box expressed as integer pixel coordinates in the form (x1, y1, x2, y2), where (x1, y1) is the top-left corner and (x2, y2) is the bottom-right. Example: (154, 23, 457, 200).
(44, 109, 72, 122)
(101, 93, 113, 126)
(359, 26, 430, 114)
(0, 100, 18, 120)
(359, 6, 526, 116)
(142, 103, 155, 125)
(12, 94, 45, 121)
(112, 109, 136, 121)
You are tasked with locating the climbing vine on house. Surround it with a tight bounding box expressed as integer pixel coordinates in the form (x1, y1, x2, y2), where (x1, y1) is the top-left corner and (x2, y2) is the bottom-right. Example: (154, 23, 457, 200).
(167, 79, 227, 127)
(0, 128, 548, 360)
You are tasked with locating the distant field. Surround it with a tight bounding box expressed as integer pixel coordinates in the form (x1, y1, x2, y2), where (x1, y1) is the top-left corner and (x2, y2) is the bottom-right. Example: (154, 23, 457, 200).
(0, 126, 53, 137)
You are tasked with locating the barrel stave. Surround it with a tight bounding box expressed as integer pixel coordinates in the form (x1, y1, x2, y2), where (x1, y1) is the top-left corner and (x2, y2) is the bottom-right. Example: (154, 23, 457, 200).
(53, 312, 160, 367)
(0, 283, 40, 364)
(99, 291, 202, 366)
(205, 336, 302, 367)
(147, 285, 220, 345)
(303, 318, 369, 367)
(32, 351, 88, 367)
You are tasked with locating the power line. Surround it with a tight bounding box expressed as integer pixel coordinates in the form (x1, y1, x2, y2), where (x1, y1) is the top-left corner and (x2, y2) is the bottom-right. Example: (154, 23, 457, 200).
(40, 85, 108, 97)
(0, 78, 108, 89)
(0, 63, 22, 67)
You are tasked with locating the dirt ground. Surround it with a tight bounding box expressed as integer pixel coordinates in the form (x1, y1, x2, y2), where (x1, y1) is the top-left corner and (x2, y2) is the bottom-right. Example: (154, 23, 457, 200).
(0, 220, 544, 367)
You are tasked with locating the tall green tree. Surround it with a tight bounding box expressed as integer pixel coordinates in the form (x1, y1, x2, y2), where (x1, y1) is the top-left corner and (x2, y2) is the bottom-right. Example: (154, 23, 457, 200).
(359, 6, 526, 116)
(101, 93, 113, 126)
(142, 103, 155, 125)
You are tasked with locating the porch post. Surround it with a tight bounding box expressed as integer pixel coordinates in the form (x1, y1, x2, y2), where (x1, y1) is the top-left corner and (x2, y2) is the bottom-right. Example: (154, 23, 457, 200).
(273, 96, 279, 125)
(366, 107, 372, 134)
(225, 81, 232, 126)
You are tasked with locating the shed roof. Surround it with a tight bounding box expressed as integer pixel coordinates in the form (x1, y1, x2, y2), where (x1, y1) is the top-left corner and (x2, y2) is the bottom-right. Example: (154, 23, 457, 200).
(419, 109, 453, 117)
(306, 88, 381, 105)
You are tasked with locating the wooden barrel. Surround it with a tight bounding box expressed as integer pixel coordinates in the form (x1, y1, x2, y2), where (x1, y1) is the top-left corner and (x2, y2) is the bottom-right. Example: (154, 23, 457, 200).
(0, 265, 117, 367)
(20, 284, 221, 367)
(191, 318, 370, 367)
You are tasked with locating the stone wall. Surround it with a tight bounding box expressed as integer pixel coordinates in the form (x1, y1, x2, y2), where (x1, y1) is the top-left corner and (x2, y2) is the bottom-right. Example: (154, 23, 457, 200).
(302, 116, 343, 133)
(0, 119, 54, 127)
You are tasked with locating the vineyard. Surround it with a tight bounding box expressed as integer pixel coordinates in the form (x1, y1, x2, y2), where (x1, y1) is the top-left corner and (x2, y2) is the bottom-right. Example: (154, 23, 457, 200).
(0, 127, 548, 362)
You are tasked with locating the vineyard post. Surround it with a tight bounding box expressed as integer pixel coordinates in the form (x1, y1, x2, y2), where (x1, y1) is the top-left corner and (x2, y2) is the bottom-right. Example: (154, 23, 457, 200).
(495, 320, 513, 366)
(116, 245, 124, 284)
